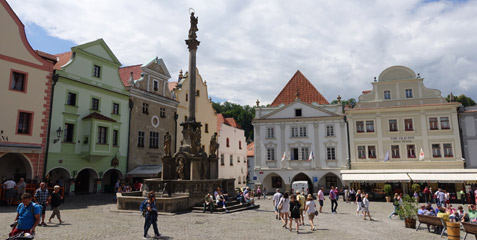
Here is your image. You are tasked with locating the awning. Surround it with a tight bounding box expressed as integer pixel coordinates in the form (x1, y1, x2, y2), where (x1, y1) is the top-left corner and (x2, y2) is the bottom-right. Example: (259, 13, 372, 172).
(408, 173, 477, 182)
(342, 173, 410, 182)
(126, 165, 162, 177)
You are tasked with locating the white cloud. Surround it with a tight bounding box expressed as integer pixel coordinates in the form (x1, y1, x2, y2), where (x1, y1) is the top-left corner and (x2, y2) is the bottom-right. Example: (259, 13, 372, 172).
(9, 0, 477, 105)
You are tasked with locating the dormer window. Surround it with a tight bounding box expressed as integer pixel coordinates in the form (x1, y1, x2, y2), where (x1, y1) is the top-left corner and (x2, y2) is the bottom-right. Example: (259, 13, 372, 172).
(153, 80, 159, 91)
(93, 65, 101, 78)
(295, 109, 302, 117)
(384, 90, 391, 100)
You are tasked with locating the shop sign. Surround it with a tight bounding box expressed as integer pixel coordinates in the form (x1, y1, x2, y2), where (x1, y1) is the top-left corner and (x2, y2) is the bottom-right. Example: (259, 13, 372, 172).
(390, 136, 414, 143)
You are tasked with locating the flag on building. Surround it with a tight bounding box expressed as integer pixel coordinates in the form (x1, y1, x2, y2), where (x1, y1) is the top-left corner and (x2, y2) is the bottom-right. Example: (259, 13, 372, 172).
(281, 152, 286, 161)
(308, 151, 314, 161)
(419, 148, 424, 160)
(384, 151, 389, 162)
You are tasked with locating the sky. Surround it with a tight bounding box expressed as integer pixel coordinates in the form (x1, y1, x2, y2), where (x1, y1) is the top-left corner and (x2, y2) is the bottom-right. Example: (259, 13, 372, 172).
(9, 0, 477, 106)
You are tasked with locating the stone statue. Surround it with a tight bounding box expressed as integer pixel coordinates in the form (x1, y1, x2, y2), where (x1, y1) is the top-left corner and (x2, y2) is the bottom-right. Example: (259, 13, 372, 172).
(209, 132, 219, 157)
(164, 131, 172, 157)
(191, 126, 201, 155)
(188, 12, 198, 39)
(176, 156, 185, 180)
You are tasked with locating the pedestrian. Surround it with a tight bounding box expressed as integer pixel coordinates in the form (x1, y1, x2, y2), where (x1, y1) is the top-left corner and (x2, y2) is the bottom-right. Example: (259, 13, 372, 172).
(3, 178, 16, 206)
(350, 188, 356, 203)
(329, 186, 338, 213)
(388, 193, 399, 219)
(356, 189, 363, 216)
(143, 192, 161, 239)
(304, 194, 317, 231)
(296, 191, 305, 226)
(344, 188, 350, 203)
(47, 185, 64, 224)
(16, 178, 26, 201)
(273, 189, 282, 220)
(278, 192, 290, 229)
(361, 193, 373, 220)
(9, 193, 41, 237)
(460, 189, 466, 205)
(257, 186, 261, 200)
(317, 187, 325, 213)
(288, 194, 300, 233)
(34, 182, 49, 226)
(263, 187, 267, 200)
(203, 193, 214, 213)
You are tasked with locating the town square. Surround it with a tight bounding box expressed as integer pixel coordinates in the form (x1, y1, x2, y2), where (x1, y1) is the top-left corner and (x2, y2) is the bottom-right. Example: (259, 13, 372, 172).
(2, 0, 477, 239)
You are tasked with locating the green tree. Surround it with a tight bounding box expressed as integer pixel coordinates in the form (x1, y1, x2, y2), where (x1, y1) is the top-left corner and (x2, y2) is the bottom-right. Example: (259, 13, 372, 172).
(446, 93, 476, 107)
(212, 101, 255, 143)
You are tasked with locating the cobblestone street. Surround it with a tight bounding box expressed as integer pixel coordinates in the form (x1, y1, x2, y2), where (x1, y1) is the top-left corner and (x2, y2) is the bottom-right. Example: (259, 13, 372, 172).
(0, 194, 454, 239)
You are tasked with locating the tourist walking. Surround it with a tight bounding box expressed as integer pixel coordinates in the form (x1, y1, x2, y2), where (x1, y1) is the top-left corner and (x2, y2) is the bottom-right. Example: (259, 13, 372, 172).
(16, 178, 26, 200)
(47, 185, 64, 224)
(304, 194, 317, 231)
(263, 187, 267, 200)
(344, 188, 350, 203)
(388, 193, 400, 219)
(143, 192, 161, 239)
(257, 186, 261, 199)
(3, 178, 16, 206)
(329, 186, 338, 213)
(460, 189, 466, 205)
(362, 193, 373, 221)
(356, 190, 363, 216)
(296, 191, 305, 226)
(273, 189, 282, 220)
(34, 182, 49, 226)
(423, 186, 430, 203)
(289, 194, 301, 233)
(317, 187, 325, 213)
(278, 192, 290, 228)
(9, 193, 41, 237)
(349, 188, 356, 203)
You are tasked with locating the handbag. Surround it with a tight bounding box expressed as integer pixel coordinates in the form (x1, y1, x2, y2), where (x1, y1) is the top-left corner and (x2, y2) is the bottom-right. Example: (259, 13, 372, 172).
(278, 203, 283, 210)
(314, 210, 319, 216)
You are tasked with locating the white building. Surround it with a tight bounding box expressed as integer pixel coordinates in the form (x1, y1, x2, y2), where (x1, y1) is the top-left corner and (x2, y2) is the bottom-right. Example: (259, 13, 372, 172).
(217, 114, 247, 187)
(253, 71, 348, 194)
(459, 106, 477, 169)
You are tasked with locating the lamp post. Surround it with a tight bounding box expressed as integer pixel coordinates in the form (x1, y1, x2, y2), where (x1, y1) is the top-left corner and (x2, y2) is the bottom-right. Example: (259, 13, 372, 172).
(53, 126, 63, 144)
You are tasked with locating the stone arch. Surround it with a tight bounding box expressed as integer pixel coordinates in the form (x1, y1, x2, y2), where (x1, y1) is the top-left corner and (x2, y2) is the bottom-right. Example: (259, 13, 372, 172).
(262, 172, 286, 193)
(317, 172, 343, 192)
(46, 167, 71, 185)
(0, 153, 34, 181)
(291, 172, 313, 195)
(75, 168, 98, 193)
(102, 168, 123, 193)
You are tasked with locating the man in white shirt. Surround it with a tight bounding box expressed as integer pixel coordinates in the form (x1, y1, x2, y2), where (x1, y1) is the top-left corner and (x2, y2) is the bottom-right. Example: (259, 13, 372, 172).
(3, 179, 16, 206)
(273, 189, 282, 220)
(317, 187, 325, 213)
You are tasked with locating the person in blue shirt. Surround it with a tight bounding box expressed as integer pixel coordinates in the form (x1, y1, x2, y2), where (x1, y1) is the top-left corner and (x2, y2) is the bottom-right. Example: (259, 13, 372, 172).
(144, 192, 161, 239)
(9, 193, 41, 237)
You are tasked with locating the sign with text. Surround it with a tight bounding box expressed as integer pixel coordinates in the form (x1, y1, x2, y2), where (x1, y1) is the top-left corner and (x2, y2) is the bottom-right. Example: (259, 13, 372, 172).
(390, 136, 414, 143)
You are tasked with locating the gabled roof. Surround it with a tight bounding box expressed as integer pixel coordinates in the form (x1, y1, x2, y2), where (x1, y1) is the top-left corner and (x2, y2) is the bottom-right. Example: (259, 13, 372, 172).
(119, 65, 141, 87)
(217, 113, 241, 132)
(261, 98, 339, 119)
(271, 70, 329, 107)
(82, 112, 117, 122)
(247, 142, 254, 157)
(54, 51, 72, 70)
(225, 117, 240, 128)
(72, 38, 121, 66)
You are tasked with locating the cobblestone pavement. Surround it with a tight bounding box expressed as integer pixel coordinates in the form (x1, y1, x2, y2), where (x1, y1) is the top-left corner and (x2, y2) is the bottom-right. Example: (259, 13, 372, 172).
(0, 194, 458, 239)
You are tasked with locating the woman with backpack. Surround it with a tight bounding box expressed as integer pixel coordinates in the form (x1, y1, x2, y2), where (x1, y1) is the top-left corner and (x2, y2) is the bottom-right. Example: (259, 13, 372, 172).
(289, 194, 301, 233)
(143, 192, 161, 239)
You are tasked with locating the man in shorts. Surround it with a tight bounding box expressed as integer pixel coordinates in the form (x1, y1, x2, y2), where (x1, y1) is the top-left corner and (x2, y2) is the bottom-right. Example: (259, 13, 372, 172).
(9, 193, 41, 237)
(296, 191, 306, 226)
(317, 187, 325, 213)
(273, 189, 282, 220)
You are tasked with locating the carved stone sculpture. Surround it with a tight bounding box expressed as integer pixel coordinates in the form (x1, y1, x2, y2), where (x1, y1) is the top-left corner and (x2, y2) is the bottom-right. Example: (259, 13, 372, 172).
(209, 132, 219, 157)
(176, 156, 185, 180)
(164, 131, 172, 157)
(188, 12, 198, 39)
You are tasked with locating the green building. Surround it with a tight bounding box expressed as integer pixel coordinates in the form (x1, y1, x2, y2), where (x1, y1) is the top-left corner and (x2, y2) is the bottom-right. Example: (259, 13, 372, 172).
(46, 39, 129, 193)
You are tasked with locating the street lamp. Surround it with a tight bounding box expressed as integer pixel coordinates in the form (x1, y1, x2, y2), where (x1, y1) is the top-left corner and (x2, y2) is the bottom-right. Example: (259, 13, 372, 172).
(53, 126, 63, 144)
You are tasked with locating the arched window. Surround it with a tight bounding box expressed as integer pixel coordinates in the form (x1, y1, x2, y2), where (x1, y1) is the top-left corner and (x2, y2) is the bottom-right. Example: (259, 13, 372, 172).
(226, 138, 230, 147)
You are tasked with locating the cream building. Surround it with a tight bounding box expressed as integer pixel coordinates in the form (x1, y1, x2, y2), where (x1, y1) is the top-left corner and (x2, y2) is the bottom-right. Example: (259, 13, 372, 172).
(169, 69, 217, 155)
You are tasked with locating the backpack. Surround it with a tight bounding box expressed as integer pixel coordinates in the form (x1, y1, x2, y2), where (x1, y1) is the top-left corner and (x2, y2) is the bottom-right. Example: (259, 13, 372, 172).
(139, 200, 148, 217)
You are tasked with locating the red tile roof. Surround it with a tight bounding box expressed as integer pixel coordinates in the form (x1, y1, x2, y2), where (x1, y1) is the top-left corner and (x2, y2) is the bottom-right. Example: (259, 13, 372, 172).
(54, 51, 72, 70)
(225, 118, 240, 129)
(271, 70, 329, 107)
(119, 65, 142, 87)
(168, 81, 178, 91)
(35, 50, 57, 63)
(217, 113, 225, 133)
(362, 90, 372, 94)
(247, 142, 254, 157)
(82, 112, 117, 122)
(217, 113, 241, 132)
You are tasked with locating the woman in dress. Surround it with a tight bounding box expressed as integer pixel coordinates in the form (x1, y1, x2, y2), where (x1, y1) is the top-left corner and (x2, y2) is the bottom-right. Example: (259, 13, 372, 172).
(304, 194, 317, 231)
(289, 194, 301, 233)
(279, 192, 290, 229)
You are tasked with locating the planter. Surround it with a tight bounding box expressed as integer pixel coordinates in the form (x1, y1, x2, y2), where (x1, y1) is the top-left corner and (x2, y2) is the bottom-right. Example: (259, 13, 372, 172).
(404, 218, 416, 229)
(385, 196, 391, 202)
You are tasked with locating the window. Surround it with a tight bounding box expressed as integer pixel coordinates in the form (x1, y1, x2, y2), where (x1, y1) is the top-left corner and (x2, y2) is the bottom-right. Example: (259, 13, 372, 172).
(113, 130, 119, 146)
(300, 147, 309, 161)
(384, 90, 391, 100)
(405, 89, 413, 98)
(389, 119, 398, 132)
(239, 141, 242, 149)
(444, 144, 453, 157)
(185, 93, 188, 102)
(326, 176, 337, 188)
(93, 65, 101, 78)
(237, 156, 240, 163)
(267, 148, 275, 161)
(220, 154, 225, 165)
(368, 146, 376, 158)
(291, 148, 299, 160)
(91, 98, 99, 111)
(391, 145, 400, 158)
(404, 119, 414, 131)
(67, 92, 77, 106)
(358, 146, 366, 159)
(291, 127, 298, 137)
(432, 144, 441, 158)
(138, 131, 145, 147)
(153, 80, 159, 91)
(196, 90, 200, 96)
(327, 147, 336, 160)
(160, 107, 166, 118)
(226, 138, 230, 147)
(142, 103, 149, 114)
(97, 126, 107, 144)
(440, 117, 450, 129)
(267, 127, 275, 138)
(326, 125, 334, 137)
(230, 155, 233, 166)
(295, 109, 302, 117)
(10, 71, 26, 91)
(366, 121, 375, 132)
(17, 112, 32, 134)
(407, 145, 416, 158)
(112, 103, 119, 115)
(356, 121, 364, 133)
(429, 117, 438, 130)
(64, 123, 74, 143)
(149, 132, 159, 148)
(299, 127, 307, 137)
(205, 124, 209, 133)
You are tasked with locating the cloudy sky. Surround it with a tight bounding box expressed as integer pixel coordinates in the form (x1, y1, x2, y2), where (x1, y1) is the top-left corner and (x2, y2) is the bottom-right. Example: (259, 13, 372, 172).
(9, 0, 477, 106)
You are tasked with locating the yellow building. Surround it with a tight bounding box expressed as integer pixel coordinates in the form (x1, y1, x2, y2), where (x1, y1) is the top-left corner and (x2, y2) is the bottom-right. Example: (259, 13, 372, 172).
(169, 68, 217, 154)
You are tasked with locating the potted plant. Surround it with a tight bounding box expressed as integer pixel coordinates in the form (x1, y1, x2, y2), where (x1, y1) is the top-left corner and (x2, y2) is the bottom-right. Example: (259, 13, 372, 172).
(384, 184, 392, 202)
(397, 195, 418, 228)
(411, 183, 421, 202)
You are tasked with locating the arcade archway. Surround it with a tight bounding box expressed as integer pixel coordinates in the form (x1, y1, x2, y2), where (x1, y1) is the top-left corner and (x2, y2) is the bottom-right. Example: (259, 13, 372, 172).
(291, 172, 313, 195)
(262, 172, 285, 193)
(102, 168, 123, 193)
(0, 153, 33, 181)
(75, 168, 98, 193)
(317, 172, 343, 192)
